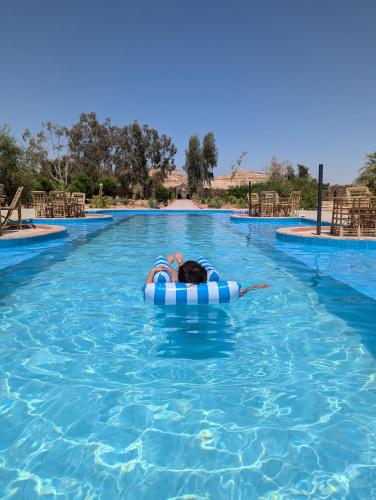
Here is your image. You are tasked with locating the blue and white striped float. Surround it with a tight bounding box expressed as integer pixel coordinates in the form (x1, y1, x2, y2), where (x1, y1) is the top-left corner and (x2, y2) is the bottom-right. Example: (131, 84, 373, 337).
(144, 256, 241, 305)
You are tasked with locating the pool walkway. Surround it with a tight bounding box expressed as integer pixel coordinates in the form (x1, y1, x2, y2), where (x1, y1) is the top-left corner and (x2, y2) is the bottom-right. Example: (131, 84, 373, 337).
(162, 199, 200, 210)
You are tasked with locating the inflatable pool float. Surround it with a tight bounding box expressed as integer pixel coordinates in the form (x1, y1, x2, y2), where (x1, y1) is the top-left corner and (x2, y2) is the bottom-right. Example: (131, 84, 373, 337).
(143, 256, 241, 305)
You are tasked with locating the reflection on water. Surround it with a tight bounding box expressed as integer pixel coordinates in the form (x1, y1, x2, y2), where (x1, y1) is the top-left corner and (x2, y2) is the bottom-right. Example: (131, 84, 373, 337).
(153, 305, 237, 359)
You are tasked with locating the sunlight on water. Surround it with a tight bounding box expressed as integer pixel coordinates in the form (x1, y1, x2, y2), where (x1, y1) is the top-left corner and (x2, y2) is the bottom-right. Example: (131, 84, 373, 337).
(0, 213, 376, 498)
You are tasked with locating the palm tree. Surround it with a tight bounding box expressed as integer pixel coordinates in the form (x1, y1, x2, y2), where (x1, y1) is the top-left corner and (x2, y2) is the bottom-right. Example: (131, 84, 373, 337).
(356, 152, 376, 194)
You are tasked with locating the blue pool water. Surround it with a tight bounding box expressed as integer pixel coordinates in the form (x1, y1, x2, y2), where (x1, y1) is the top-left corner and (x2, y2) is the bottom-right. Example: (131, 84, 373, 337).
(1, 213, 376, 499)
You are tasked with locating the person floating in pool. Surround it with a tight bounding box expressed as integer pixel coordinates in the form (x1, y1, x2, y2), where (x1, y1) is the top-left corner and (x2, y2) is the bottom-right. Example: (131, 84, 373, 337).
(145, 252, 270, 296)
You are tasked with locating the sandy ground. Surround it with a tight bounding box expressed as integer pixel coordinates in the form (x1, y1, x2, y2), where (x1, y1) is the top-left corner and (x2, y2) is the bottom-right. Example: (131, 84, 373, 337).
(300, 209, 331, 222)
(162, 199, 200, 210)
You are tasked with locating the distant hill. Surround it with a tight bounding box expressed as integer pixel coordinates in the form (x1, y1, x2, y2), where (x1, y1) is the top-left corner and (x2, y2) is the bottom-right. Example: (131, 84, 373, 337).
(163, 168, 270, 190)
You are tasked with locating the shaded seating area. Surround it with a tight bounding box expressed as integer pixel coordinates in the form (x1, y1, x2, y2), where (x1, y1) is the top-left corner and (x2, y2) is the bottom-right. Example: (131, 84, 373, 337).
(31, 191, 86, 218)
(247, 190, 301, 217)
(331, 188, 376, 237)
(0, 186, 23, 236)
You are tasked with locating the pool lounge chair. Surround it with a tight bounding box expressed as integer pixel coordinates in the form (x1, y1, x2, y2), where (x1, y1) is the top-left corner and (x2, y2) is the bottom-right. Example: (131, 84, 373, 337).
(0, 186, 23, 236)
(246, 192, 260, 216)
(260, 191, 278, 217)
(278, 191, 301, 216)
(71, 192, 86, 217)
(31, 190, 48, 217)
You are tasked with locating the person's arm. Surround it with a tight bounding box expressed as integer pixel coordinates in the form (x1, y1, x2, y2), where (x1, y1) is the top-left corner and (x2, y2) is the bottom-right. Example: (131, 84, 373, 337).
(239, 283, 270, 297)
(145, 265, 171, 284)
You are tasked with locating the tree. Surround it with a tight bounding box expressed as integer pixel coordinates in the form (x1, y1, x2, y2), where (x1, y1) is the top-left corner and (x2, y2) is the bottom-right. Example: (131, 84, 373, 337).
(112, 122, 148, 198)
(297, 164, 309, 178)
(112, 122, 176, 198)
(202, 132, 218, 185)
(0, 125, 35, 200)
(184, 132, 218, 195)
(98, 175, 118, 197)
(23, 122, 71, 187)
(356, 152, 376, 194)
(266, 156, 293, 180)
(286, 164, 295, 180)
(184, 135, 203, 195)
(68, 172, 93, 196)
(68, 112, 113, 182)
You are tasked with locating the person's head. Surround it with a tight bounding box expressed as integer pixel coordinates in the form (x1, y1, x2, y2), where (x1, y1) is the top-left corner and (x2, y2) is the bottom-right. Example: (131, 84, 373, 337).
(178, 260, 207, 284)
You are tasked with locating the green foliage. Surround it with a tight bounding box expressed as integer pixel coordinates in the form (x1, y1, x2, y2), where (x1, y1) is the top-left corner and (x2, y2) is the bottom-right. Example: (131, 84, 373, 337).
(207, 197, 223, 209)
(297, 164, 309, 178)
(235, 197, 248, 209)
(191, 193, 199, 201)
(184, 135, 203, 195)
(68, 172, 93, 196)
(356, 152, 376, 194)
(20, 113, 176, 200)
(226, 195, 239, 205)
(226, 164, 318, 210)
(148, 198, 159, 208)
(0, 125, 36, 201)
(89, 195, 114, 208)
(98, 175, 118, 197)
(154, 185, 171, 204)
(228, 185, 248, 198)
(184, 132, 218, 194)
(251, 175, 318, 209)
(202, 132, 218, 185)
(32, 174, 57, 192)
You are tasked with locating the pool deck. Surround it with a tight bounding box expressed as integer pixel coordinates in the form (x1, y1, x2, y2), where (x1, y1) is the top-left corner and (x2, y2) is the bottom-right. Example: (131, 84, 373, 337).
(31, 214, 113, 224)
(277, 225, 376, 248)
(0, 224, 67, 246)
(231, 210, 332, 223)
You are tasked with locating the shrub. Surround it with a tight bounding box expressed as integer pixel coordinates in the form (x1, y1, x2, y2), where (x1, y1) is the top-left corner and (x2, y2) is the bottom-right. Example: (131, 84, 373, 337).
(148, 198, 159, 208)
(228, 185, 249, 198)
(191, 193, 199, 201)
(208, 197, 223, 208)
(235, 198, 248, 209)
(89, 195, 114, 208)
(226, 195, 239, 206)
(32, 174, 57, 193)
(98, 175, 118, 197)
(154, 186, 171, 204)
(69, 172, 93, 196)
(116, 196, 129, 205)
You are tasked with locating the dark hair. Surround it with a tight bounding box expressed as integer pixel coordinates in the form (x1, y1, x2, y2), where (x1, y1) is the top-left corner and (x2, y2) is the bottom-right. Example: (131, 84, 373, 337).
(178, 260, 207, 284)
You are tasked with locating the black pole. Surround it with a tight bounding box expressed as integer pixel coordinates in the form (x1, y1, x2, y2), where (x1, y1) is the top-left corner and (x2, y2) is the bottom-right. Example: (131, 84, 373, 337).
(316, 164, 323, 235)
(248, 181, 252, 216)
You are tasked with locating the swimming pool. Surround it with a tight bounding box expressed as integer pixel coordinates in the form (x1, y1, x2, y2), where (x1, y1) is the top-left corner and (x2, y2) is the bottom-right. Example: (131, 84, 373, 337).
(1, 213, 376, 498)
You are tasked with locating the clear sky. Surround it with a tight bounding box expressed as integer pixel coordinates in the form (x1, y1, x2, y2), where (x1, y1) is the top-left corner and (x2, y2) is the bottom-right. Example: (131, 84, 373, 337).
(0, 0, 375, 183)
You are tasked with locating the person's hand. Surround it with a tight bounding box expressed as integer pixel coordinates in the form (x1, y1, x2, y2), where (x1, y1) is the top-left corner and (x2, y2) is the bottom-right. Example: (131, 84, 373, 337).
(252, 284, 270, 289)
(153, 265, 170, 273)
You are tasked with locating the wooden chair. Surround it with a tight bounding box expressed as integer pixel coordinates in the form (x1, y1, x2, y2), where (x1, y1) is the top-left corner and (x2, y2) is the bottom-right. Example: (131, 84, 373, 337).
(0, 187, 23, 236)
(50, 191, 70, 218)
(331, 196, 376, 237)
(260, 191, 278, 217)
(278, 191, 301, 216)
(31, 191, 48, 217)
(246, 192, 260, 216)
(71, 192, 86, 217)
(346, 186, 372, 198)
